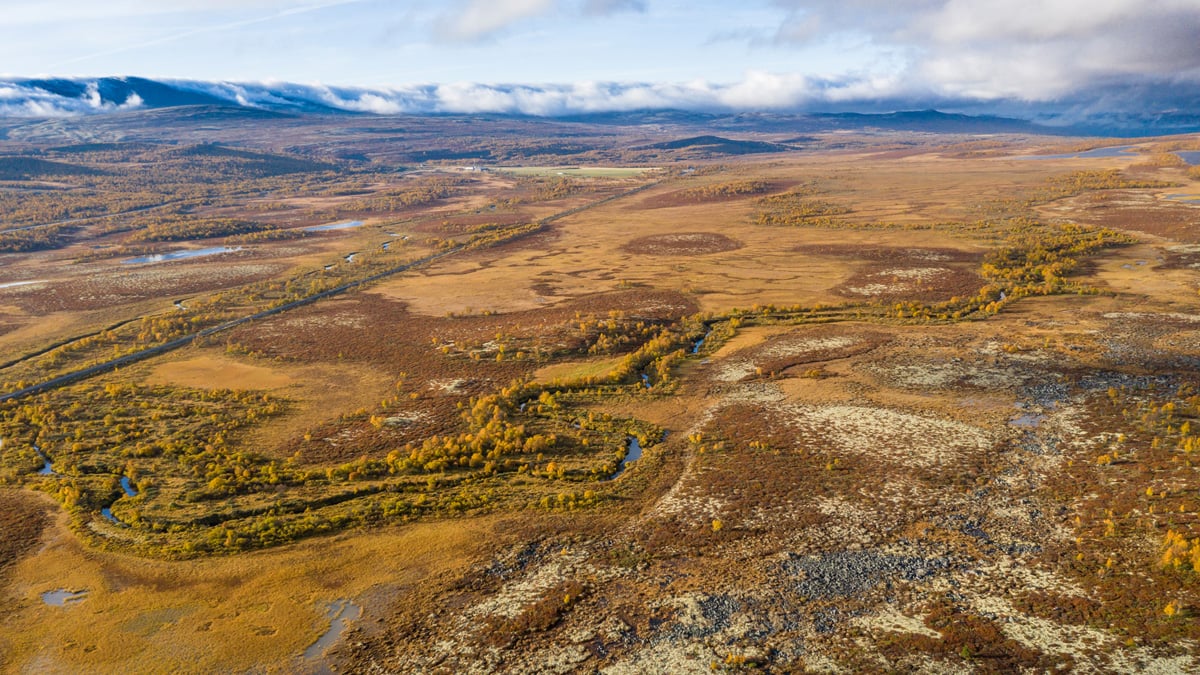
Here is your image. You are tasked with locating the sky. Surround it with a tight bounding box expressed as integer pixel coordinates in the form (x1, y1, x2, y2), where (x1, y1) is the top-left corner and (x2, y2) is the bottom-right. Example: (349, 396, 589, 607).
(2, 0, 1200, 117)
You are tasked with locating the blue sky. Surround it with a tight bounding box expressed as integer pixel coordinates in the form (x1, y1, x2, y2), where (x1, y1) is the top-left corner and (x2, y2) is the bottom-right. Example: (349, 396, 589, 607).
(6, 1, 888, 85)
(2, 0, 1199, 115)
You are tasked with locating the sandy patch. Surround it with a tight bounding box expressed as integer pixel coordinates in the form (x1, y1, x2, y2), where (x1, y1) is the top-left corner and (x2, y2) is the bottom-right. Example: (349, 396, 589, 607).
(779, 403, 994, 469)
(844, 267, 951, 296)
(759, 336, 858, 358)
(864, 361, 1030, 391)
(852, 605, 941, 639)
(428, 378, 468, 394)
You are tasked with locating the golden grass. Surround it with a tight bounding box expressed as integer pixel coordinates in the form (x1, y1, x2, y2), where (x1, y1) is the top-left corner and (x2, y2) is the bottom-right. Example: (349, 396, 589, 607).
(144, 354, 295, 390)
(1089, 243, 1199, 298)
(1, 509, 499, 674)
(369, 155, 1026, 318)
(132, 350, 397, 457)
(704, 325, 790, 360)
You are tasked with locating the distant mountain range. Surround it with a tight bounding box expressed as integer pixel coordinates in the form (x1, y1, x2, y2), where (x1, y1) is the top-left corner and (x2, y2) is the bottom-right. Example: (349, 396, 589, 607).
(2, 76, 1198, 137)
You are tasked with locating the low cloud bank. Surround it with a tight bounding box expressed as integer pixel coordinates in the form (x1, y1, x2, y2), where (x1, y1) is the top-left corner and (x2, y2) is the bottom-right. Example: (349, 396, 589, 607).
(1, 75, 1198, 132)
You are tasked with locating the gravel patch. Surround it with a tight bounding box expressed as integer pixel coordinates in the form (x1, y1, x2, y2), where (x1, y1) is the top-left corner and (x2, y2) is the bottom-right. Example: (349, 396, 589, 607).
(781, 550, 952, 599)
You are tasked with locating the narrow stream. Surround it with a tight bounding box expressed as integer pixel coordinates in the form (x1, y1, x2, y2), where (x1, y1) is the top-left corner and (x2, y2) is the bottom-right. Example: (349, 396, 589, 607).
(692, 327, 714, 354)
(100, 507, 122, 525)
(609, 437, 643, 480)
(33, 444, 55, 475)
(98, 476, 140, 525)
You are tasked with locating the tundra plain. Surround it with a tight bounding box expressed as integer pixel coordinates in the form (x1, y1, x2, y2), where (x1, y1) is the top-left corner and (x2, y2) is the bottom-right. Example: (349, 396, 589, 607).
(0, 113, 1199, 673)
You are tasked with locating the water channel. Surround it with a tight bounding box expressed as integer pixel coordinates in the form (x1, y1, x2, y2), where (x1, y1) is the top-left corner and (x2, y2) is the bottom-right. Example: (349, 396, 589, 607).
(608, 437, 643, 480)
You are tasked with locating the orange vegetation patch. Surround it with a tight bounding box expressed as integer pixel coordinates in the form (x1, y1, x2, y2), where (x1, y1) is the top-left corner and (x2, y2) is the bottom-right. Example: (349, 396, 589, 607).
(0, 490, 48, 579)
(2, 262, 284, 313)
(1, 513, 500, 674)
(711, 326, 891, 383)
(640, 180, 783, 209)
(1160, 244, 1200, 271)
(411, 212, 533, 236)
(621, 232, 743, 256)
(144, 355, 295, 390)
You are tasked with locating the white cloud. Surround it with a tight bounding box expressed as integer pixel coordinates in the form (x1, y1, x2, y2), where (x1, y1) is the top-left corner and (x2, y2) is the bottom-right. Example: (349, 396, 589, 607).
(0, 80, 146, 117)
(2, 74, 875, 117)
(435, 0, 558, 41)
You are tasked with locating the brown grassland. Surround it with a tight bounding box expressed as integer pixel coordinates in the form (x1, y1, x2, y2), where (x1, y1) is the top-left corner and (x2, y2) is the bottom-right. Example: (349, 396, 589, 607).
(1, 122, 1199, 672)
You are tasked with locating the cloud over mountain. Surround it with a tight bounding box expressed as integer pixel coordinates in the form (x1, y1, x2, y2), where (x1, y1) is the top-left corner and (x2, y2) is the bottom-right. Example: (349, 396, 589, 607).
(769, 0, 1200, 101)
(2, 1, 1199, 132)
(1, 0, 1196, 132)
(1, 74, 1198, 135)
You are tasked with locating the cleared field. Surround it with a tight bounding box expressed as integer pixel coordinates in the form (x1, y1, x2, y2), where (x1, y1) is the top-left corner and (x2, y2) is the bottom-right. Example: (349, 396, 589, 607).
(493, 166, 656, 178)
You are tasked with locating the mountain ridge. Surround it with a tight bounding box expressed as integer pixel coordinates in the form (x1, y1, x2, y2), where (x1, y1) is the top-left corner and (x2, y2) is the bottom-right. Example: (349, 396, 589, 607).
(1, 76, 1197, 136)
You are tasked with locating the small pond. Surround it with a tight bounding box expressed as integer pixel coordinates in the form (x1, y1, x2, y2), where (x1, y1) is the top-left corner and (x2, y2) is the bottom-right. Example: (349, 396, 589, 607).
(42, 589, 87, 607)
(123, 246, 241, 265)
(1175, 151, 1200, 166)
(303, 220, 364, 232)
(304, 599, 362, 660)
